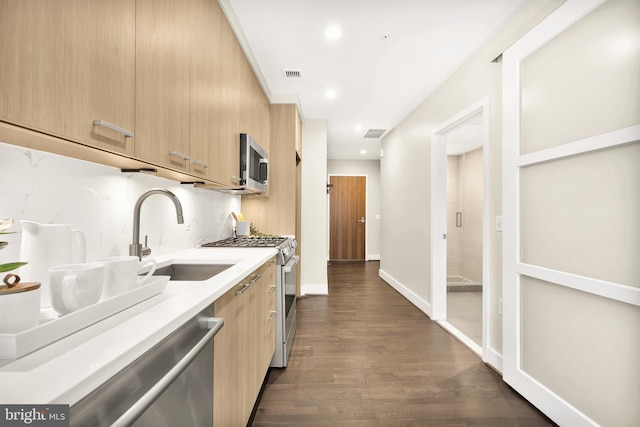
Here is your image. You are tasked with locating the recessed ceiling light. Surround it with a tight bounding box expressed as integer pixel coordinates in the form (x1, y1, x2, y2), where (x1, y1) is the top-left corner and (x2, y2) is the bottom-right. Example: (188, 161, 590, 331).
(325, 89, 337, 99)
(354, 125, 363, 132)
(360, 150, 367, 155)
(326, 24, 342, 40)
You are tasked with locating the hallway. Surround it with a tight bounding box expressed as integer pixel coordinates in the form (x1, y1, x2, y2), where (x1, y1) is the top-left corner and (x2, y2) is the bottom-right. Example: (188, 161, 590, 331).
(252, 261, 554, 426)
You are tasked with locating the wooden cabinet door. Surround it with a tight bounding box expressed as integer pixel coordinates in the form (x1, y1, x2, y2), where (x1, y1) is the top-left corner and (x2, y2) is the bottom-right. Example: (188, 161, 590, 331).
(214, 281, 244, 427)
(212, 17, 241, 186)
(0, 0, 135, 155)
(242, 104, 301, 234)
(263, 258, 277, 369)
(135, 0, 191, 172)
(213, 259, 276, 426)
(189, 0, 222, 179)
(255, 79, 272, 156)
(239, 55, 269, 152)
(243, 272, 260, 418)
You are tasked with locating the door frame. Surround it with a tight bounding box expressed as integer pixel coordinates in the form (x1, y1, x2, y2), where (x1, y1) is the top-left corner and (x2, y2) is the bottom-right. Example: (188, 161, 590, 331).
(430, 96, 491, 362)
(327, 174, 368, 261)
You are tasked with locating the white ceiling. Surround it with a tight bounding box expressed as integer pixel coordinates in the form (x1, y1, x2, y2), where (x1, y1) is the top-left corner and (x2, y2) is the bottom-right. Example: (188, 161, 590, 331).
(222, 0, 527, 160)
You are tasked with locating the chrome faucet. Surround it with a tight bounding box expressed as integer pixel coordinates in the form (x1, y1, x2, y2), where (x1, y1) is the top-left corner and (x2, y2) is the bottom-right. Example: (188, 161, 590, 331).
(129, 188, 184, 259)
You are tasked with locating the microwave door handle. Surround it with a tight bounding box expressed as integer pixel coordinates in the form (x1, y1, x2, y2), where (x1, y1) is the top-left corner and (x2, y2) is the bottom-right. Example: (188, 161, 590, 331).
(259, 158, 268, 184)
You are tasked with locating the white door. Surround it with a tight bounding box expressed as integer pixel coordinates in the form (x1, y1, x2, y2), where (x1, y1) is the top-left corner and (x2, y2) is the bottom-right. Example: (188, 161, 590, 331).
(502, 0, 640, 426)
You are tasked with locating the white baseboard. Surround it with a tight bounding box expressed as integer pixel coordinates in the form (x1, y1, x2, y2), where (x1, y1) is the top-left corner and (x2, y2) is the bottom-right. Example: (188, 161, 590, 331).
(379, 268, 504, 373)
(367, 254, 381, 261)
(378, 269, 432, 318)
(485, 346, 503, 373)
(437, 320, 483, 356)
(301, 283, 329, 295)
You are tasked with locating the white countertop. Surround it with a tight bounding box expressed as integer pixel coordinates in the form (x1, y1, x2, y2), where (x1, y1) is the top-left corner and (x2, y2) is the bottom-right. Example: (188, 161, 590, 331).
(0, 246, 277, 406)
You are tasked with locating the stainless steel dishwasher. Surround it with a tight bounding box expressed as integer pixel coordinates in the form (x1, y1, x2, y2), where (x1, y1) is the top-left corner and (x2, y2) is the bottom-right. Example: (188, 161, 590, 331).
(70, 304, 223, 427)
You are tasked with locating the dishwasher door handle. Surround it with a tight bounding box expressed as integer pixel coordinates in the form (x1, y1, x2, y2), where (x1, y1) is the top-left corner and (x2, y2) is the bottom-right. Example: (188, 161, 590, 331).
(111, 317, 224, 427)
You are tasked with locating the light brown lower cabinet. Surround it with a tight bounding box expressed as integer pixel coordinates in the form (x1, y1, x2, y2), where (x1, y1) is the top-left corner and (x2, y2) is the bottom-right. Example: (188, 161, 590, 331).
(214, 257, 276, 426)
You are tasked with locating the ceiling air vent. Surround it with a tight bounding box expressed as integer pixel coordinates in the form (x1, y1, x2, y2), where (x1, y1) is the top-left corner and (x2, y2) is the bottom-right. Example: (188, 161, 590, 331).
(282, 69, 302, 79)
(363, 129, 387, 139)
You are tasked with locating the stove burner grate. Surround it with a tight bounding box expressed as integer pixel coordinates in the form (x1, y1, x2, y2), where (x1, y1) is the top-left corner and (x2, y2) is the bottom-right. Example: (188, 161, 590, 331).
(201, 236, 288, 248)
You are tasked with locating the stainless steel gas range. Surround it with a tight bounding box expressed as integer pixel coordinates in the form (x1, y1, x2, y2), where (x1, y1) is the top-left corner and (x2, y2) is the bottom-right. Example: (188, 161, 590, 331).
(201, 236, 298, 368)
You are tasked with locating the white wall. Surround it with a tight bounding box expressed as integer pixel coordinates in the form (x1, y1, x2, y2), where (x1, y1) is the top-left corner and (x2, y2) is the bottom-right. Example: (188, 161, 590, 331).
(379, 0, 564, 363)
(327, 159, 381, 260)
(300, 120, 328, 295)
(0, 141, 240, 266)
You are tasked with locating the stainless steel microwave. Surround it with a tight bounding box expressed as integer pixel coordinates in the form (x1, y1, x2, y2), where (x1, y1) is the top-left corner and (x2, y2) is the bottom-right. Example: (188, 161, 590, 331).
(239, 133, 268, 194)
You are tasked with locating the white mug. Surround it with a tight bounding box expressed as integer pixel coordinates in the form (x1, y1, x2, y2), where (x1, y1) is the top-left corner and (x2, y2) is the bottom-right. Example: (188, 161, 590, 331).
(236, 221, 250, 236)
(96, 256, 157, 298)
(48, 263, 104, 316)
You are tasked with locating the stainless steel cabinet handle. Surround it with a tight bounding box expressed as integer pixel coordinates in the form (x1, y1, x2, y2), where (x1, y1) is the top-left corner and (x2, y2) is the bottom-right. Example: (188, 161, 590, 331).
(192, 160, 209, 169)
(111, 317, 224, 427)
(92, 119, 134, 138)
(235, 283, 251, 296)
(168, 150, 190, 161)
(268, 311, 276, 321)
(268, 285, 276, 294)
(235, 275, 261, 295)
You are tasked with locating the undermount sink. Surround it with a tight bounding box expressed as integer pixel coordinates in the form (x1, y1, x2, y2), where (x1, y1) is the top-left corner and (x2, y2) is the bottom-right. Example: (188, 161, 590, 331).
(151, 263, 234, 281)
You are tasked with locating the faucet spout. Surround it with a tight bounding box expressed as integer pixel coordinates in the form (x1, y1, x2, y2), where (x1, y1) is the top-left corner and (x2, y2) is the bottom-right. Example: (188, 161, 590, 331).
(130, 188, 184, 259)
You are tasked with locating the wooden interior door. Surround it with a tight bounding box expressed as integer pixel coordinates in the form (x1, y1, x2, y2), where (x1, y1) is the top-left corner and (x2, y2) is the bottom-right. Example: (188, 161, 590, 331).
(329, 175, 366, 260)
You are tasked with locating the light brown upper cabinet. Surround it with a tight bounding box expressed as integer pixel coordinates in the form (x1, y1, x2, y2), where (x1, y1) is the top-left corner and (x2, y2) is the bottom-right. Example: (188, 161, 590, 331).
(0, 0, 272, 188)
(135, 0, 191, 172)
(214, 15, 271, 187)
(266, 104, 300, 234)
(189, 0, 222, 180)
(241, 104, 300, 234)
(0, 0, 136, 155)
(239, 54, 271, 155)
(213, 17, 242, 187)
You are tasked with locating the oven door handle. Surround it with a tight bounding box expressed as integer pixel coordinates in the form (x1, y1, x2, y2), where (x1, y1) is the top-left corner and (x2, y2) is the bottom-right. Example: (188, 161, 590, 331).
(110, 318, 224, 427)
(283, 255, 299, 273)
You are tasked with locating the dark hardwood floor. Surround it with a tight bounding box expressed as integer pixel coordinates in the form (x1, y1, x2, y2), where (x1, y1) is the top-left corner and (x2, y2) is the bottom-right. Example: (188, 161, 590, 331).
(251, 261, 555, 426)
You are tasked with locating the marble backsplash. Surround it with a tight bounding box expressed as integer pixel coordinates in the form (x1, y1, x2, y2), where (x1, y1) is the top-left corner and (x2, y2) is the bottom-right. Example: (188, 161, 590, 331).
(0, 141, 240, 266)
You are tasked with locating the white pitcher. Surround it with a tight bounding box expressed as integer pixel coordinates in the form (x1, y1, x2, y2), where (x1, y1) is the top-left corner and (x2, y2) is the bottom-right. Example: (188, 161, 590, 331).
(19, 221, 86, 308)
